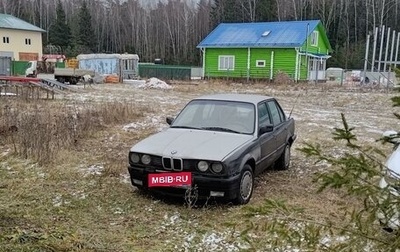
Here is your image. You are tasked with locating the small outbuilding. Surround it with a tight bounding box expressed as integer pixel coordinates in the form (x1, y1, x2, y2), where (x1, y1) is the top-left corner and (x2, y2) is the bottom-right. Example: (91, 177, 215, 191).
(77, 53, 139, 81)
(197, 20, 332, 82)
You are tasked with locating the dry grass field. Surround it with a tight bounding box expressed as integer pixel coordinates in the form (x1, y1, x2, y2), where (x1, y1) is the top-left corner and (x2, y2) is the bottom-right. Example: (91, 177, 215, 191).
(0, 81, 398, 251)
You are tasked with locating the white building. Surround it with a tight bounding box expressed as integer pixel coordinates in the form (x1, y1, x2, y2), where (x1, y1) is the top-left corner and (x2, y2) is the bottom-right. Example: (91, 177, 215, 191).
(0, 14, 45, 61)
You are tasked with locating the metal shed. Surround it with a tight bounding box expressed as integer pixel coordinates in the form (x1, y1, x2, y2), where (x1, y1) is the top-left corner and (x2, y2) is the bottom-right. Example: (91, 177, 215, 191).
(77, 53, 139, 81)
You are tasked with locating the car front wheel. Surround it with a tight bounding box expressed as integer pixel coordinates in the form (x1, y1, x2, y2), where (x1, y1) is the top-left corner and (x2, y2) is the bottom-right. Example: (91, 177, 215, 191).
(234, 164, 254, 205)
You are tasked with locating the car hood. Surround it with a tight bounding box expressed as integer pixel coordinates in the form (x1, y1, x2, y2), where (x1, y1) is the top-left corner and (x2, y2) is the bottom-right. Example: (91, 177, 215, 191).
(387, 146, 400, 175)
(130, 128, 254, 161)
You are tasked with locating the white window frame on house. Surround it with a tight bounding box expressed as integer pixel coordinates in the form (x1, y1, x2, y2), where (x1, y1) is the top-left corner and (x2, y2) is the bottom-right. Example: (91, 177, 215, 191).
(218, 55, 235, 71)
(256, 60, 266, 67)
(3, 37, 9, 44)
(311, 31, 318, 46)
(25, 38, 32, 45)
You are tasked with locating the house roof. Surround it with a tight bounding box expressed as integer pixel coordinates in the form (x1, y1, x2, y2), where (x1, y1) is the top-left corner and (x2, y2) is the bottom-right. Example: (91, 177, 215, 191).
(0, 13, 46, 32)
(197, 20, 328, 49)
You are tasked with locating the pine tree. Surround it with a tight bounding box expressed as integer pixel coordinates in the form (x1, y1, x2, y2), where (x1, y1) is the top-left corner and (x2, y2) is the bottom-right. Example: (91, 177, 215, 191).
(77, 1, 96, 52)
(210, 0, 240, 28)
(48, 1, 71, 53)
(255, 0, 278, 22)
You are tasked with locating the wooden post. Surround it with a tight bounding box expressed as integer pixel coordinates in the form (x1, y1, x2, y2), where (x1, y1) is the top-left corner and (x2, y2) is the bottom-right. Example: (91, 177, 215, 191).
(363, 34, 371, 84)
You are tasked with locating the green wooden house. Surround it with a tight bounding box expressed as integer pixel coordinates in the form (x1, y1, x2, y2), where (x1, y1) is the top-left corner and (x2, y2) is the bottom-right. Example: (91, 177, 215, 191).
(197, 20, 332, 81)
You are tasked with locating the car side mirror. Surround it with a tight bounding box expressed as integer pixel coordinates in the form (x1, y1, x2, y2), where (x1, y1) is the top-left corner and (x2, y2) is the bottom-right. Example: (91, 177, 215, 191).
(259, 124, 274, 135)
(166, 117, 174, 125)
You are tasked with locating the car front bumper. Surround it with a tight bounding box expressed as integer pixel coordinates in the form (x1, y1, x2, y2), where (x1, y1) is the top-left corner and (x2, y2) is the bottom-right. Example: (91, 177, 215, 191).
(127, 165, 241, 200)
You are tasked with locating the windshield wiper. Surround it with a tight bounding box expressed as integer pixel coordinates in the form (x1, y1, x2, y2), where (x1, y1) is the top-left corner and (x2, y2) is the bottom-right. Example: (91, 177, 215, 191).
(170, 125, 201, 130)
(201, 126, 241, 134)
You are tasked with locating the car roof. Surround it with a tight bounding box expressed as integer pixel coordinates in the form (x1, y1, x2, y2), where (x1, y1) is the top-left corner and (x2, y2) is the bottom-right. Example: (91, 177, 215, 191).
(194, 93, 273, 104)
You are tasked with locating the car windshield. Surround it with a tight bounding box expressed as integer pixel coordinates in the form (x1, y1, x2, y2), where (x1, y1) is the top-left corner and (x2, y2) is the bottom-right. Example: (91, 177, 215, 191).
(171, 99, 255, 134)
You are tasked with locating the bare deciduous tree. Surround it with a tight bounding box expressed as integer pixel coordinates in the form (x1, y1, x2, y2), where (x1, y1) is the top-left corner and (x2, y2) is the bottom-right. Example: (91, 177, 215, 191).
(0, 0, 399, 68)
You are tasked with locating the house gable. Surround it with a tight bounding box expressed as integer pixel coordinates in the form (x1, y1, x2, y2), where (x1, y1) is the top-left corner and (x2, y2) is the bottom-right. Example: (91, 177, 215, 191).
(301, 22, 332, 55)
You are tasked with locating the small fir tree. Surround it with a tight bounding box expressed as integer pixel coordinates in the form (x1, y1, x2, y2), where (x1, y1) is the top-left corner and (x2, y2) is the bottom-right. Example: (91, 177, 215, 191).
(48, 1, 72, 53)
(233, 94, 400, 251)
(77, 1, 96, 52)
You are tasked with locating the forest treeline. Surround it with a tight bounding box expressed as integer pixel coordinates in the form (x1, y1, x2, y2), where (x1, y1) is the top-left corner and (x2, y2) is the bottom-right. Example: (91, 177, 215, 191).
(1, 0, 400, 69)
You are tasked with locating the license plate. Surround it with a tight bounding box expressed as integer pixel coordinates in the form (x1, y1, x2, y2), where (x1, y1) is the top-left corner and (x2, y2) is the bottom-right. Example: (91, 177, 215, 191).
(148, 172, 192, 187)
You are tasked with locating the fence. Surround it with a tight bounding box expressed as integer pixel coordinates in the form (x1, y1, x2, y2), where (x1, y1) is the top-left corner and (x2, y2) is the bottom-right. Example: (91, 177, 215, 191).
(138, 64, 193, 80)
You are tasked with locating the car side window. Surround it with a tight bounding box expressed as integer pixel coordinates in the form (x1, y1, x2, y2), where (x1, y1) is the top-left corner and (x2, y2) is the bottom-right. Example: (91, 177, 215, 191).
(267, 100, 283, 126)
(257, 103, 271, 127)
(277, 103, 286, 121)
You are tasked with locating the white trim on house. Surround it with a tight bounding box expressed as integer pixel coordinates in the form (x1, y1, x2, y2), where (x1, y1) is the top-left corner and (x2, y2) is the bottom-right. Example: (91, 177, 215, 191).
(298, 52, 331, 59)
(202, 48, 205, 78)
(256, 60, 266, 67)
(295, 48, 299, 81)
(270, 51, 274, 80)
(311, 31, 318, 46)
(247, 48, 250, 80)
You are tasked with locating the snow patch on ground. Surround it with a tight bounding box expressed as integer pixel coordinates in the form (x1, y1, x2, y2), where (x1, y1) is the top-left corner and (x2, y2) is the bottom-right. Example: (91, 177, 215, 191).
(113, 207, 124, 214)
(320, 235, 349, 247)
(137, 78, 172, 89)
(71, 190, 88, 200)
(52, 194, 70, 207)
(123, 115, 167, 132)
(0, 149, 11, 157)
(80, 164, 104, 176)
(160, 213, 248, 252)
(120, 173, 131, 184)
(181, 230, 249, 252)
(162, 212, 181, 227)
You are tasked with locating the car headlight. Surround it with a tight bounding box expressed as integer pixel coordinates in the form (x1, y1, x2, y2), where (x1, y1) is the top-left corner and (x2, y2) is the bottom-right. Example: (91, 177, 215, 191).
(130, 153, 140, 163)
(197, 161, 209, 172)
(141, 154, 151, 165)
(211, 163, 223, 173)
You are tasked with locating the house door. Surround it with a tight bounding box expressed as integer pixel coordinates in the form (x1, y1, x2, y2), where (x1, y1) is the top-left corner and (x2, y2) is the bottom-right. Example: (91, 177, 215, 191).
(308, 58, 326, 81)
(0, 57, 11, 76)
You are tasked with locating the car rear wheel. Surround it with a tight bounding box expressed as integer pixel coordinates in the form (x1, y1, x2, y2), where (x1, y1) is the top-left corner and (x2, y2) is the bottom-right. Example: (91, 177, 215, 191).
(275, 144, 291, 170)
(234, 164, 254, 205)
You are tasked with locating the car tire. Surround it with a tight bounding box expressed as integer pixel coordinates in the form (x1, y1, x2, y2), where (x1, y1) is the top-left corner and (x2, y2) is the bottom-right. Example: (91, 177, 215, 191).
(275, 144, 291, 171)
(135, 186, 149, 196)
(234, 164, 254, 205)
